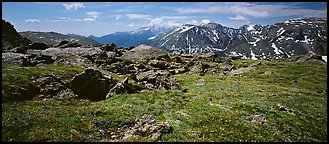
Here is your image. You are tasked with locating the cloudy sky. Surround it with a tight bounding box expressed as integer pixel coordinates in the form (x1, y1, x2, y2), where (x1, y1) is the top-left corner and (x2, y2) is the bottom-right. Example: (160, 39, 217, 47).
(2, 2, 327, 37)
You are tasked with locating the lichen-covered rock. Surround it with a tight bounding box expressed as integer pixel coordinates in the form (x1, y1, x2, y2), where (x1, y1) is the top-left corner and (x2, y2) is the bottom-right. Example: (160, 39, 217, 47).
(107, 115, 172, 141)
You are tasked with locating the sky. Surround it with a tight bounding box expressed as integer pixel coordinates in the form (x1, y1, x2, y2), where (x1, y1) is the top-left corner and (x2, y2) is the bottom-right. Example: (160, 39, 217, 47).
(2, 2, 327, 37)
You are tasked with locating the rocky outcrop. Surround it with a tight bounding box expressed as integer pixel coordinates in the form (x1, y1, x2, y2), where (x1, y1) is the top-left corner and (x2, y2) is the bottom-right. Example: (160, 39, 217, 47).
(70, 68, 116, 101)
(122, 44, 168, 62)
(56, 41, 81, 48)
(108, 115, 172, 141)
(2, 52, 30, 65)
(2, 19, 31, 52)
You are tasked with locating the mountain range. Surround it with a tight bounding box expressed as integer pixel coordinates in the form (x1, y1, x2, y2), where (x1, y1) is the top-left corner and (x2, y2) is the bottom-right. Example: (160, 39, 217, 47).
(3, 17, 327, 60)
(150, 17, 327, 59)
(88, 25, 171, 47)
(19, 31, 100, 46)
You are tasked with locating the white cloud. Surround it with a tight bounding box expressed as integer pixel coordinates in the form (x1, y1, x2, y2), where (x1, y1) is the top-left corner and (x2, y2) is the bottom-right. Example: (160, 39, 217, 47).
(148, 16, 190, 27)
(229, 14, 247, 20)
(128, 23, 135, 27)
(25, 19, 40, 23)
(83, 18, 95, 22)
(149, 18, 182, 27)
(115, 15, 122, 21)
(125, 14, 151, 20)
(202, 19, 211, 24)
(86, 11, 102, 20)
(190, 20, 198, 24)
(175, 3, 326, 18)
(63, 2, 85, 11)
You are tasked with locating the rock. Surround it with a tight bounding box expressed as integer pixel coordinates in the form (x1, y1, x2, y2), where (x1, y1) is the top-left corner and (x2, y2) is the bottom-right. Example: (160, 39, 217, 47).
(9, 46, 28, 54)
(188, 61, 204, 75)
(229, 67, 257, 76)
(55, 40, 69, 47)
(171, 56, 183, 63)
(193, 52, 216, 61)
(94, 51, 116, 65)
(60, 42, 81, 48)
(246, 115, 266, 125)
(2, 83, 40, 102)
(272, 103, 297, 115)
(103, 60, 135, 75)
(196, 79, 205, 86)
(148, 60, 169, 69)
(122, 44, 168, 62)
(41, 47, 103, 67)
(2, 19, 31, 51)
(34, 75, 66, 97)
(144, 83, 155, 90)
(106, 51, 116, 59)
(181, 53, 193, 58)
(105, 77, 137, 99)
(263, 70, 273, 75)
(170, 67, 187, 75)
(2, 52, 30, 65)
(100, 43, 116, 51)
(289, 53, 326, 63)
(109, 115, 172, 141)
(155, 77, 182, 90)
(136, 70, 158, 83)
(250, 61, 261, 67)
(70, 68, 116, 101)
(28, 42, 50, 50)
(54, 88, 78, 99)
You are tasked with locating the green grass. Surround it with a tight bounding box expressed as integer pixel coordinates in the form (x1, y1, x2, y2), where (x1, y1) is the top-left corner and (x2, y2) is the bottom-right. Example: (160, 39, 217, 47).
(2, 60, 327, 142)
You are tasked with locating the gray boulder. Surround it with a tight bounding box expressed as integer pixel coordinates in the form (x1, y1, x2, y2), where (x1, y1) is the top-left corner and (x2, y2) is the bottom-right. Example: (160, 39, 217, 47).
(70, 68, 116, 101)
(229, 67, 257, 76)
(122, 44, 168, 62)
(2, 52, 30, 65)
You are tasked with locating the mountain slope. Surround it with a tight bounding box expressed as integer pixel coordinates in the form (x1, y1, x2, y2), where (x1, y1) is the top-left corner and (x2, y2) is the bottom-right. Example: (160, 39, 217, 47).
(89, 25, 172, 47)
(19, 31, 100, 46)
(2, 19, 31, 51)
(151, 17, 327, 59)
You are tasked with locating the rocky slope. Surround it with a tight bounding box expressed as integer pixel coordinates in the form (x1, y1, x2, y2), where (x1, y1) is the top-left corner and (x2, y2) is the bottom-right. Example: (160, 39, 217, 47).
(19, 31, 100, 46)
(2, 19, 31, 52)
(151, 17, 327, 59)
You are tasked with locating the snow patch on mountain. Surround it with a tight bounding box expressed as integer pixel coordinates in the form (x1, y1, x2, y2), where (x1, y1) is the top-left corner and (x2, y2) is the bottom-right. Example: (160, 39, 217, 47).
(148, 36, 157, 40)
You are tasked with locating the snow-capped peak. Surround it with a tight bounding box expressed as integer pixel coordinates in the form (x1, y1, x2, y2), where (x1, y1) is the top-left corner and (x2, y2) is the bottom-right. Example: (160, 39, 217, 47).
(247, 25, 255, 31)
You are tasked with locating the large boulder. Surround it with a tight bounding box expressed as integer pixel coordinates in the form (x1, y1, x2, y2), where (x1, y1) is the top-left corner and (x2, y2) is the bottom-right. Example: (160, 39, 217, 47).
(2, 52, 30, 65)
(122, 44, 168, 62)
(55, 40, 81, 48)
(229, 67, 257, 76)
(70, 68, 116, 101)
(28, 42, 50, 50)
(136, 70, 158, 83)
(41, 47, 103, 67)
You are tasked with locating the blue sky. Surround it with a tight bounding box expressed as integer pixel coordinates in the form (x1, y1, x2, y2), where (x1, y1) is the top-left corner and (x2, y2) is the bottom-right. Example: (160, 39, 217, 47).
(2, 2, 327, 37)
